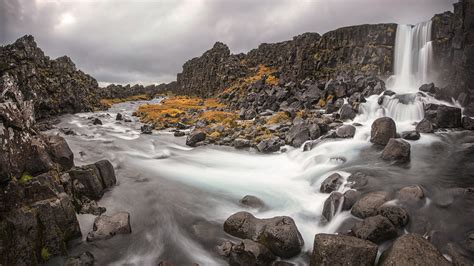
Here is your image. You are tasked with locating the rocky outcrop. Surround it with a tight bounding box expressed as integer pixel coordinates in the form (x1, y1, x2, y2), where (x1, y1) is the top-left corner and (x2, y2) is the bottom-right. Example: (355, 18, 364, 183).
(0, 35, 100, 119)
(97, 82, 176, 100)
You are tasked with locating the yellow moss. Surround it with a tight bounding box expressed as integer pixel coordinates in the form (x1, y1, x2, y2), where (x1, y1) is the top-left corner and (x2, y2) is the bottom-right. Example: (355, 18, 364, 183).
(266, 112, 290, 125)
(200, 111, 237, 124)
(19, 172, 33, 184)
(208, 131, 221, 139)
(100, 94, 151, 108)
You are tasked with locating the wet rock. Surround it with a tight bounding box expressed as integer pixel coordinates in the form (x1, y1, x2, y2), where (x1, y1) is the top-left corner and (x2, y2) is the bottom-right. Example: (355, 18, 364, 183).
(116, 113, 123, 121)
(339, 104, 356, 120)
(437, 105, 462, 128)
(351, 191, 388, 219)
(239, 195, 265, 209)
(335, 124, 356, 138)
(462, 116, 474, 130)
(352, 215, 397, 243)
(286, 123, 310, 147)
(65, 251, 95, 266)
(68, 166, 104, 200)
(379, 234, 451, 266)
(226, 239, 277, 266)
(370, 117, 397, 145)
(401, 130, 420, 140)
(416, 118, 434, 133)
(94, 160, 116, 189)
(79, 200, 106, 215)
(310, 234, 377, 266)
(173, 131, 185, 137)
(256, 138, 283, 153)
(446, 242, 474, 266)
(48, 135, 74, 171)
(321, 192, 343, 223)
(223, 211, 304, 258)
(397, 185, 424, 205)
(419, 83, 436, 94)
(186, 131, 206, 147)
(342, 190, 360, 211)
(381, 138, 411, 163)
(377, 205, 409, 227)
(320, 173, 344, 193)
(86, 212, 131, 242)
(92, 118, 102, 125)
(233, 138, 251, 149)
(346, 172, 369, 189)
(140, 124, 153, 134)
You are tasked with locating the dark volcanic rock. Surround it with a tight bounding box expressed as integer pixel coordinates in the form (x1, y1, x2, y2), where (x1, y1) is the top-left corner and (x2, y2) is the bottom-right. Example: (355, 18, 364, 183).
(48, 135, 74, 171)
(186, 131, 206, 147)
(310, 234, 377, 266)
(86, 212, 131, 242)
(223, 239, 277, 266)
(92, 118, 102, 125)
(68, 166, 105, 200)
(320, 173, 344, 193)
(351, 191, 388, 219)
(223, 211, 304, 258)
(257, 138, 284, 153)
(286, 123, 310, 147)
(370, 117, 397, 145)
(321, 192, 343, 223)
(339, 104, 356, 121)
(437, 105, 462, 128)
(351, 215, 397, 243)
(335, 124, 356, 138)
(416, 118, 434, 133)
(397, 185, 425, 205)
(140, 124, 153, 134)
(116, 113, 123, 121)
(379, 234, 451, 266)
(401, 130, 420, 140)
(233, 138, 251, 149)
(381, 138, 411, 163)
(239, 195, 265, 209)
(377, 205, 409, 227)
(94, 160, 117, 189)
(65, 251, 95, 266)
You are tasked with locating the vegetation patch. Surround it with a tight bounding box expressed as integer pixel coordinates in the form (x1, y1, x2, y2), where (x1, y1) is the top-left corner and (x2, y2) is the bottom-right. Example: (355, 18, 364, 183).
(100, 94, 151, 108)
(41, 247, 50, 261)
(19, 172, 33, 184)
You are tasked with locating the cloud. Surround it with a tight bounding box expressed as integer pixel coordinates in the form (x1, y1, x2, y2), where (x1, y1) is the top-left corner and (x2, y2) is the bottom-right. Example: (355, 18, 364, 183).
(0, 0, 456, 85)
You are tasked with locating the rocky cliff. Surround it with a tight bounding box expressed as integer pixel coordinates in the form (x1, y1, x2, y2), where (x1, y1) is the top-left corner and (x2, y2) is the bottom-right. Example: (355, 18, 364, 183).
(0, 35, 101, 120)
(97, 81, 177, 99)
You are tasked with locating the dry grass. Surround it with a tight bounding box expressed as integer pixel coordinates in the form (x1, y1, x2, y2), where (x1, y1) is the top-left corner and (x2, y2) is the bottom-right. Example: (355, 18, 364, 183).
(266, 112, 290, 125)
(100, 94, 150, 108)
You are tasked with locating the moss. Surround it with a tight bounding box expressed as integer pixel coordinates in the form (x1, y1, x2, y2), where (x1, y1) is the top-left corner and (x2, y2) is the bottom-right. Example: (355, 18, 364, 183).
(266, 112, 290, 125)
(41, 247, 50, 261)
(19, 172, 33, 184)
(100, 94, 151, 108)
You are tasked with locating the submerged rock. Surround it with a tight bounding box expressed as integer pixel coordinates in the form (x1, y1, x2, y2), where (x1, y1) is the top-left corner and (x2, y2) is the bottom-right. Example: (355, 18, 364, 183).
(370, 117, 397, 145)
(321, 192, 343, 223)
(320, 173, 344, 193)
(310, 234, 377, 266)
(86, 212, 131, 242)
(239, 195, 265, 209)
(92, 118, 102, 125)
(116, 113, 123, 121)
(140, 124, 153, 134)
(381, 138, 411, 163)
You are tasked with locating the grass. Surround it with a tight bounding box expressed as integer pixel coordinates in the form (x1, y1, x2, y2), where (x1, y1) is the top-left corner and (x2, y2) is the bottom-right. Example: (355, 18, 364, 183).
(100, 94, 151, 108)
(219, 64, 279, 98)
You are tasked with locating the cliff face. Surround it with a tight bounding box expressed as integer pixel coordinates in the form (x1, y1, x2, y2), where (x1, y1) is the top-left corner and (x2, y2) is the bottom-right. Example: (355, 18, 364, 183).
(175, 24, 396, 97)
(97, 81, 177, 99)
(0, 35, 100, 119)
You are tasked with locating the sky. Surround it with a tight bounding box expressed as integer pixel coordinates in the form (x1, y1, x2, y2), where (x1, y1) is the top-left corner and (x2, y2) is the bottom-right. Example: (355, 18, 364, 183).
(0, 0, 456, 86)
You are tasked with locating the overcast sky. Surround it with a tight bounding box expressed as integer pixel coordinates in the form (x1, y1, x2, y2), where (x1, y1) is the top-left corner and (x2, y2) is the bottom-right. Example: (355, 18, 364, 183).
(0, 0, 456, 86)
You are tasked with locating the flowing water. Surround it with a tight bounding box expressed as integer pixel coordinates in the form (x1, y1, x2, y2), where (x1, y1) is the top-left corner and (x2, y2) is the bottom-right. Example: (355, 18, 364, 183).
(50, 22, 474, 265)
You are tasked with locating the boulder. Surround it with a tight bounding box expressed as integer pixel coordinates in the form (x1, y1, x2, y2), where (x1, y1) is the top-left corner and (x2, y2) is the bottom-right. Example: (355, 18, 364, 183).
(381, 138, 411, 163)
(286, 123, 310, 147)
(351, 191, 388, 218)
(94, 160, 116, 189)
(256, 138, 283, 153)
(377, 205, 409, 227)
(233, 138, 251, 149)
(186, 131, 206, 147)
(351, 215, 397, 243)
(339, 104, 356, 120)
(462, 116, 474, 130)
(437, 105, 462, 128)
(310, 234, 377, 266)
(239, 195, 265, 209)
(370, 117, 396, 145)
(346, 172, 369, 189)
(401, 130, 420, 140)
(321, 192, 343, 223)
(86, 212, 131, 242)
(68, 166, 104, 200)
(48, 135, 74, 171)
(116, 113, 123, 121)
(379, 234, 451, 266)
(335, 125, 356, 138)
(140, 124, 153, 134)
(342, 190, 360, 211)
(223, 212, 304, 258)
(320, 173, 344, 193)
(416, 118, 434, 133)
(397, 185, 424, 205)
(92, 118, 102, 125)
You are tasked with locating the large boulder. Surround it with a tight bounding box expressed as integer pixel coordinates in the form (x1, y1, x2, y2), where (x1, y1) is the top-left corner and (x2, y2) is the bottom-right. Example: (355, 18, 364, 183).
(462, 116, 474, 130)
(436, 105, 462, 128)
(339, 104, 356, 121)
(335, 125, 356, 138)
(379, 234, 451, 265)
(68, 166, 104, 200)
(370, 117, 397, 145)
(186, 131, 206, 147)
(223, 212, 304, 258)
(321, 192, 343, 223)
(94, 160, 116, 189)
(286, 123, 310, 147)
(86, 212, 131, 242)
(47, 135, 74, 171)
(310, 234, 377, 266)
(401, 130, 420, 141)
(381, 138, 411, 163)
(320, 173, 344, 193)
(397, 185, 424, 205)
(256, 138, 283, 153)
(377, 205, 409, 227)
(351, 191, 388, 219)
(351, 215, 397, 243)
(416, 118, 434, 133)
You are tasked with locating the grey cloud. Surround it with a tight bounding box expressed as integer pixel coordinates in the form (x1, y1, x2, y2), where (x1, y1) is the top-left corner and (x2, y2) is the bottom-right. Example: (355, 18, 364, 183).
(0, 0, 456, 85)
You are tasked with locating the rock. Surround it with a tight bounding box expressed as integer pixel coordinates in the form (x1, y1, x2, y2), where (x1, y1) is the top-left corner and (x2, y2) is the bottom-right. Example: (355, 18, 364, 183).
(342, 190, 360, 211)
(240, 195, 265, 209)
(446, 242, 474, 266)
(223, 211, 304, 258)
(352, 215, 397, 243)
(321, 192, 343, 223)
(92, 118, 102, 125)
(65, 251, 95, 266)
(339, 104, 356, 120)
(186, 131, 206, 147)
(116, 113, 123, 121)
(310, 234, 377, 266)
(416, 118, 434, 133)
(48, 135, 74, 171)
(401, 130, 420, 140)
(286, 123, 310, 147)
(381, 138, 411, 163)
(226, 239, 277, 266)
(256, 138, 283, 153)
(140, 124, 153, 134)
(419, 83, 436, 93)
(370, 117, 397, 145)
(351, 191, 388, 219)
(86, 212, 131, 242)
(377, 205, 409, 227)
(437, 105, 462, 128)
(347, 172, 369, 189)
(173, 131, 185, 137)
(335, 125, 356, 138)
(68, 166, 104, 200)
(320, 173, 344, 193)
(379, 234, 451, 266)
(397, 185, 424, 204)
(233, 138, 251, 149)
(94, 160, 116, 189)
(462, 116, 474, 130)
